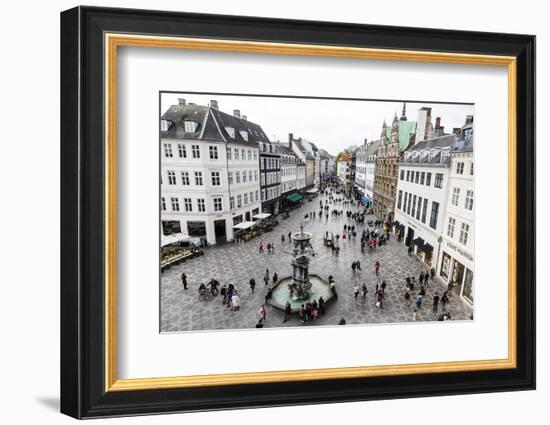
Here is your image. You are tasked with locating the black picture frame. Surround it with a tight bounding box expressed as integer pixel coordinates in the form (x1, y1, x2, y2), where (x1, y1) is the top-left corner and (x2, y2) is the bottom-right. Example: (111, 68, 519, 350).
(60, 5, 536, 419)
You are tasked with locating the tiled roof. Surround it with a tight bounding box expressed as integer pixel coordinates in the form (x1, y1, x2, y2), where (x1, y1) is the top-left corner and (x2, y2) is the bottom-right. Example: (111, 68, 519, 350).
(161, 103, 269, 146)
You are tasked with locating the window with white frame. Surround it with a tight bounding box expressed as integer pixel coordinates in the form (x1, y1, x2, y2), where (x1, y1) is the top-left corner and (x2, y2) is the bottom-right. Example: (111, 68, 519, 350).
(235, 171, 240, 184)
(250, 191, 254, 202)
(456, 161, 465, 175)
(243, 171, 247, 183)
(163, 143, 173, 158)
(181, 171, 190, 185)
(228, 171, 233, 185)
(247, 150, 252, 160)
(170, 197, 179, 211)
(244, 193, 248, 205)
(237, 194, 242, 208)
(225, 127, 235, 138)
(209, 145, 218, 160)
(227, 148, 232, 160)
(194, 171, 203, 186)
(434, 173, 444, 188)
(459, 222, 470, 245)
(161, 197, 166, 211)
(213, 197, 223, 212)
(167, 170, 176, 185)
(183, 198, 192, 212)
(239, 131, 248, 141)
(451, 187, 460, 206)
(177, 144, 186, 158)
(197, 198, 205, 212)
(211, 171, 221, 186)
(249, 170, 253, 182)
(465, 190, 474, 210)
(184, 121, 198, 133)
(470, 162, 474, 175)
(230, 196, 235, 209)
(447, 217, 456, 238)
(234, 148, 239, 160)
(192, 145, 200, 158)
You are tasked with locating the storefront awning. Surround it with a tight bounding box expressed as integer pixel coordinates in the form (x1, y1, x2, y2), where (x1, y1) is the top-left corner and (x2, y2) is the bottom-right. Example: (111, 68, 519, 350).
(306, 188, 319, 194)
(233, 221, 256, 230)
(413, 237, 425, 247)
(421, 243, 434, 253)
(161, 233, 199, 247)
(252, 213, 272, 220)
(287, 193, 303, 202)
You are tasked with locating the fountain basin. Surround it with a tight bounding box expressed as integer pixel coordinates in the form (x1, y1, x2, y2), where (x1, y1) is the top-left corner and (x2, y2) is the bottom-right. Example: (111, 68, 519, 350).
(270, 274, 335, 313)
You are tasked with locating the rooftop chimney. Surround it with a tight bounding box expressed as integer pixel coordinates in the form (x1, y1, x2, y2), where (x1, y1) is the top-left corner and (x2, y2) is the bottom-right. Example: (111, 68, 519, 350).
(233, 109, 241, 118)
(364, 138, 368, 146)
(210, 100, 218, 110)
(178, 98, 186, 106)
(435, 117, 441, 128)
(242, 115, 247, 121)
(465, 115, 474, 125)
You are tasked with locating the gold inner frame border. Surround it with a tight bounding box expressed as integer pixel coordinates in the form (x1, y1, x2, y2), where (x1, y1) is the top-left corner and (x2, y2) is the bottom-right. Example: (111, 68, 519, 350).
(104, 33, 517, 392)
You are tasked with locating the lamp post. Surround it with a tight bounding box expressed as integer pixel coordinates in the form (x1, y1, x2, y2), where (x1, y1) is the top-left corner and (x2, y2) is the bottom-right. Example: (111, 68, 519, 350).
(435, 235, 443, 273)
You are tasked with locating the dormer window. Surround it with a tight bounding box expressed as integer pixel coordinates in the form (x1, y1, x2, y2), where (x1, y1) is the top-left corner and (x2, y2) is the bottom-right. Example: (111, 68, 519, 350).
(184, 121, 198, 133)
(239, 130, 249, 141)
(225, 126, 235, 138)
(160, 119, 172, 132)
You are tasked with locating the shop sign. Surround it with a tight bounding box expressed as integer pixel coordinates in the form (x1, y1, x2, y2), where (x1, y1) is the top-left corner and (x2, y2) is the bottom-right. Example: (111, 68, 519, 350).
(446, 241, 473, 262)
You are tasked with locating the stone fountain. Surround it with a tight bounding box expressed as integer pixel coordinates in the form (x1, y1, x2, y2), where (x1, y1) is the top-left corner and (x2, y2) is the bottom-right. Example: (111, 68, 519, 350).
(270, 225, 334, 313)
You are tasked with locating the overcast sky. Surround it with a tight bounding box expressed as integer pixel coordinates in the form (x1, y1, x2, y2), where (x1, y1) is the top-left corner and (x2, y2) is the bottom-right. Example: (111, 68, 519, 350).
(161, 92, 474, 156)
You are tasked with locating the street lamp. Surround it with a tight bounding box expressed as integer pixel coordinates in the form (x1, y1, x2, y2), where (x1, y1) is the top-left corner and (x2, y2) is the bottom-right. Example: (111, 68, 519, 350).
(435, 235, 443, 273)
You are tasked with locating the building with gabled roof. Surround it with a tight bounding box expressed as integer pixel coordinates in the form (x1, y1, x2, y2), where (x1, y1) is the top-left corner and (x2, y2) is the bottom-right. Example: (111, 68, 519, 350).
(160, 98, 263, 245)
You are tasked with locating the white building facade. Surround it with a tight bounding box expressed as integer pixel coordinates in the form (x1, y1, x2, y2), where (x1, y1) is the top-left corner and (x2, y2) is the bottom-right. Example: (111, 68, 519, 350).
(394, 134, 455, 268)
(160, 99, 263, 245)
(337, 156, 351, 184)
(437, 117, 474, 304)
(354, 144, 367, 197)
(364, 140, 381, 205)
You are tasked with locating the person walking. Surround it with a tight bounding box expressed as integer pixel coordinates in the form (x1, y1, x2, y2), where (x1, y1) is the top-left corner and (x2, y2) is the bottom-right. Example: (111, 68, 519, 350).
(356, 260, 361, 272)
(181, 272, 188, 290)
(288, 231, 292, 243)
(265, 288, 273, 305)
(361, 283, 368, 300)
(259, 241, 264, 254)
(264, 269, 270, 286)
(249, 278, 256, 293)
(419, 271, 425, 287)
(353, 284, 360, 300)
(230, 293, 240, 311)
(283, 301, 292, 323)
(433, 292, 440, 312)
(375, 260, 380, 276)
(441, 292, 449, 310)
(412, 309, 419, 321)
(404, 291, 411, 306)
(266, 242, 271, 254)
(273, 272, 278, 284)
(220, 284, 227, 305)
(351, 261, 357, 275)
(281, 234, 285, 244)
(416, 293, 423, 309)
(318, 296, 326, 315)
(259, 305, 267, 322)
(330, 281, 337, 299)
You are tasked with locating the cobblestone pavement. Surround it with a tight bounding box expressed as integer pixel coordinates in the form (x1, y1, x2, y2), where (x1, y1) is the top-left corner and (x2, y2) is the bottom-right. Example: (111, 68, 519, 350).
(161, 194, 473, 332)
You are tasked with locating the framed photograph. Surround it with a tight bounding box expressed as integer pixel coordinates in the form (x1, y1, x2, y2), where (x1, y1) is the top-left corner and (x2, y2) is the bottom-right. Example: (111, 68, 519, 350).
(60, 6, 536, 419)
